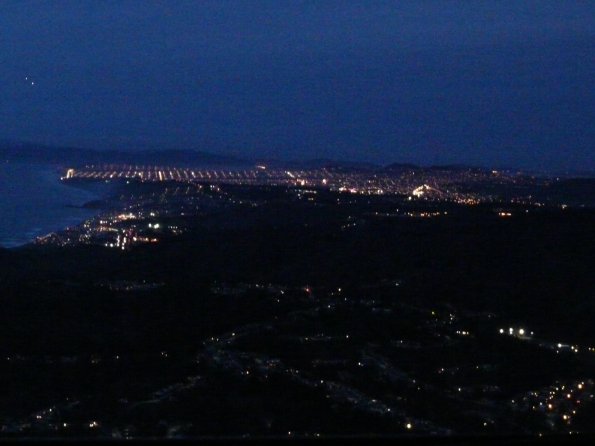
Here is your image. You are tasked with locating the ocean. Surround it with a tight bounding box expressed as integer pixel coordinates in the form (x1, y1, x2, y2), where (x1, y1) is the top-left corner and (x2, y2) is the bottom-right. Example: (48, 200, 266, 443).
(0, 162, 100, 248)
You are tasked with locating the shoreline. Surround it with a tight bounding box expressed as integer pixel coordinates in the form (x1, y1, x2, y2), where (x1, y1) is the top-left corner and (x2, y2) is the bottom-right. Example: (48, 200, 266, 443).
(0, 163, 111, 249)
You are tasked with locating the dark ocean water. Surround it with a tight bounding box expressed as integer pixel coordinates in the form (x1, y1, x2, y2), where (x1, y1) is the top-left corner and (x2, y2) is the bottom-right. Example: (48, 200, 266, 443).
(0, 162, 99, 248)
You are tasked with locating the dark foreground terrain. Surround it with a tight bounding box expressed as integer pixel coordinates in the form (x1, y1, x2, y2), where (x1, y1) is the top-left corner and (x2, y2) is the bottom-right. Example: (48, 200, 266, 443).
(0, 180, 594, 439)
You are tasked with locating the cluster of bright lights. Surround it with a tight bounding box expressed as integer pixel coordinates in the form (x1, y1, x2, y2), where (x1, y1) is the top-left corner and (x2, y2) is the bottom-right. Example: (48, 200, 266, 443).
(499, 327, 532, 337)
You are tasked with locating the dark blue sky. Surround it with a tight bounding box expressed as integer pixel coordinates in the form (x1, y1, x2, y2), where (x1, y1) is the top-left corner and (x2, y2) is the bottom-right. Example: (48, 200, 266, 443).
(1, 0, 593, 169)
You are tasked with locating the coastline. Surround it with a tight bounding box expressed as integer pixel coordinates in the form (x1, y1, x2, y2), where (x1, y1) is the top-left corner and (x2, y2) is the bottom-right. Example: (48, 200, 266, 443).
(0, 162, 110, 249)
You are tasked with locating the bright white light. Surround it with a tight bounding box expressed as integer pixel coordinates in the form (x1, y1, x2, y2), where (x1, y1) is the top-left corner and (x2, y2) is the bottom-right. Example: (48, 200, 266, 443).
(519, 328, 525, 336)
(499, 328, 504, 334)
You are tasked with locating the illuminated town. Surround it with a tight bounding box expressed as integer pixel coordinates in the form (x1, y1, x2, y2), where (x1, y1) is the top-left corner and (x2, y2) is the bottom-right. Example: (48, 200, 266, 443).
(62, 163, 543, 202)
(2, 0, 594, 441)
(0, 161, 579, 437)
(31, 162, 577, 252)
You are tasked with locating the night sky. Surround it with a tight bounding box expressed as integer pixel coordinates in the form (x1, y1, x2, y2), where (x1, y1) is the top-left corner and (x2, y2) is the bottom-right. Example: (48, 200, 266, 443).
(1, 0, 593, 170)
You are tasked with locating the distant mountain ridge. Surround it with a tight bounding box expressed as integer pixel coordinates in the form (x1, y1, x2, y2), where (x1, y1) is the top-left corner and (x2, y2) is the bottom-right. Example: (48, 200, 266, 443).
(0, 142, 490, 172)
(4, 141, 589, 177)
(383, 162, 492, 173)
(0, 142, 249, 167)
(254, 157, 380, 171)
